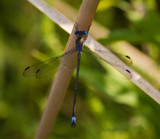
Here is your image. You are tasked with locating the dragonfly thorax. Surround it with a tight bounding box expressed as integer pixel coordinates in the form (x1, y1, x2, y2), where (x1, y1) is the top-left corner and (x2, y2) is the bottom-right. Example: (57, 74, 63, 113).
(75, 32, 86, 52)
(76, 43, 83, 52)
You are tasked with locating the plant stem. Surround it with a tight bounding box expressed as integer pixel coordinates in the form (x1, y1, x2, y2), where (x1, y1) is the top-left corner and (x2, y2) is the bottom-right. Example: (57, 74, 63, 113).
(29, 0, 100, 138)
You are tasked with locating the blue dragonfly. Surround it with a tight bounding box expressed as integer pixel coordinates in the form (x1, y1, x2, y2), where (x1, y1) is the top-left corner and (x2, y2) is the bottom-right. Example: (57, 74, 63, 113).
(23, 24, 132, 127)
(71, 26, 88, 127)
(23, 24, 89, 127)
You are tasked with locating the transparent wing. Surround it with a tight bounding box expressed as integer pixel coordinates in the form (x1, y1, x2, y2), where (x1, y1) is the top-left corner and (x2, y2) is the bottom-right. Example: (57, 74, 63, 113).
(92, 49, 132, 66)
(82, 47, 107, 73)
(82, 47, 132, 79)
(23, 47, 77, 78)
(114, 53, 132, 66)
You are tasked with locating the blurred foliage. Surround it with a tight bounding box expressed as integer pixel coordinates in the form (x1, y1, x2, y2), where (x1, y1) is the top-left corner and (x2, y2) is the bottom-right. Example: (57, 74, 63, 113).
(0, 0, 160, 139)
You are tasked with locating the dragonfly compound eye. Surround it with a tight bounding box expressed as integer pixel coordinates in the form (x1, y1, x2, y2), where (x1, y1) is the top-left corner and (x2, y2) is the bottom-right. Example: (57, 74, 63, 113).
(83, 31, 87, 35)
(74, 30, 78, 35)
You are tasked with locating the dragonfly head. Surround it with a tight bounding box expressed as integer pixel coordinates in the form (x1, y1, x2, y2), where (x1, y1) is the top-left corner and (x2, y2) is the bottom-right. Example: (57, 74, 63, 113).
(74, 30, 88, 37)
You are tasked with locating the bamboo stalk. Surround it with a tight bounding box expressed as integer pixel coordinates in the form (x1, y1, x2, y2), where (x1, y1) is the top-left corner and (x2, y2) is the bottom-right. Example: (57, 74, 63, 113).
(28, 0, 100, 138)
(27, 0, 160, 138)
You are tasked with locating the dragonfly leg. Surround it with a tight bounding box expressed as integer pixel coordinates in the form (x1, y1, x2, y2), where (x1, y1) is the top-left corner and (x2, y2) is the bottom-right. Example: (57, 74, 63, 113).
(74, 23, 79, 31)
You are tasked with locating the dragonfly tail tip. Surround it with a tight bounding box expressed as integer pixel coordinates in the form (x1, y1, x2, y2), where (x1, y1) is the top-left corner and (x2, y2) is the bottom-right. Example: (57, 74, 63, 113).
(71, 116, 76, 128)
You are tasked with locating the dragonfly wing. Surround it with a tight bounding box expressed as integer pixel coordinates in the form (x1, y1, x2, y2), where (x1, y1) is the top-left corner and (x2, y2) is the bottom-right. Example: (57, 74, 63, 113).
(83, 47, 133, 66)
(23, 61, 45, 77)
(23, 47, 77, 78)
(82, 47, 132, 79)
(82, 47, 107, 73)
(35, 56, 62, 78)
(23, 57, 60, 78)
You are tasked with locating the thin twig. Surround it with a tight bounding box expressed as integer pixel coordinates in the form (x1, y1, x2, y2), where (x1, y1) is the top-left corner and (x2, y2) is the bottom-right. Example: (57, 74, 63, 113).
(27, 0, 160, 138)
